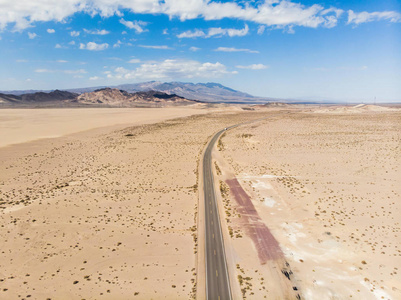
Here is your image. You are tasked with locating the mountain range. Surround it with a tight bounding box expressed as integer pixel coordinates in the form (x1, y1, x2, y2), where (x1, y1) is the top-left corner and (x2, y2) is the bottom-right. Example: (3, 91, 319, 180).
(0, 81, 275, 104)
(0, 88, 195, 107)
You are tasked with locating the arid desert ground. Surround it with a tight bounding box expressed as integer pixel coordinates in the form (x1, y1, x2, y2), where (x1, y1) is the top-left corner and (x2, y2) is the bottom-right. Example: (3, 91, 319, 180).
(0, 104, 400, 299)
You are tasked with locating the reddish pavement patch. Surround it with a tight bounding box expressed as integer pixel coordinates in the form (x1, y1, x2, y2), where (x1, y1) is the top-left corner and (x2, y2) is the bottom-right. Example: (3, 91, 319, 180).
(226, 178, 283, 263)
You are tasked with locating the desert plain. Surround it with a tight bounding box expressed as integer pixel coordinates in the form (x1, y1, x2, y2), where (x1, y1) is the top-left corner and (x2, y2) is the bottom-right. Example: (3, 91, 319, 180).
(0, 104, 400, 299)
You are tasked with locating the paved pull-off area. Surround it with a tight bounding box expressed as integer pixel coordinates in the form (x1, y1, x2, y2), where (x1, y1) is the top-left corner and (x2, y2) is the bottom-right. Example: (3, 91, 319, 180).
(203, 128, 232, 300)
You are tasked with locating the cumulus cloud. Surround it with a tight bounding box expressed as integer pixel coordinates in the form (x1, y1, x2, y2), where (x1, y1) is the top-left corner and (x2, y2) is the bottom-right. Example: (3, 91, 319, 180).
(189, 46, 200, 52)
(0, 0, 346, 32)
(47, 28, 55, 33)
(347, 10, 401, 25)
(83, 28, 110, 35)
(107, 59, 236, 80)
(214, 47, 259, 53)
(79, 42, 109, 51)
(236, 64, 269, 70)
(177, 24, 249, 38)
(2, 0, 399, 33)
(89, 76, 100, 80)
(28, 32, 37, 39)
(128, 58, 141, 63)
(70, 31, 80, 37)
(119, 19, 148, 33)
(177, 29, 206, 38)
(55, 43, 63, 48)
(113, 40, 122, 48)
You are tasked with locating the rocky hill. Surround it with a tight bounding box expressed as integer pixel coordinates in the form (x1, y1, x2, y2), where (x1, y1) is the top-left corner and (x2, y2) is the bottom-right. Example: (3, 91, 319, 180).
(76, 88, 191, 105)
(0, 88, 195, 107)
(22, 90, 78, 102)
(0, 93, 22, 105)
(0, 90, 78, 105)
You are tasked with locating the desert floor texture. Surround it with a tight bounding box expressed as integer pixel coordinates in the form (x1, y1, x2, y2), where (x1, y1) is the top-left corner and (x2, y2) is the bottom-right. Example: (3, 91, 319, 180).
(0, 105, 400, 299)
(216, 105, 401, 299)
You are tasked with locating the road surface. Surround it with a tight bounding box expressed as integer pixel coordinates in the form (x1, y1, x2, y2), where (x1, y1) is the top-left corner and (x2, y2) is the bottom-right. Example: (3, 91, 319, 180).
(203, 127, 233, 300)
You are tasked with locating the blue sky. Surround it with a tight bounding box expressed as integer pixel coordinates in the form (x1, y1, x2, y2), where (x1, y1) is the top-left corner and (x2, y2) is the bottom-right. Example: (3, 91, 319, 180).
(0, 0, 400, 102)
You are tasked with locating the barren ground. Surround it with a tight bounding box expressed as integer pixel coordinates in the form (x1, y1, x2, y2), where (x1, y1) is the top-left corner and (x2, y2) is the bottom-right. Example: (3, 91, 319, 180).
(217, 107, 401, 299)
(1, 105, 400, 299)
(0, 107, 267, 299)
(0, 107, 206, 148)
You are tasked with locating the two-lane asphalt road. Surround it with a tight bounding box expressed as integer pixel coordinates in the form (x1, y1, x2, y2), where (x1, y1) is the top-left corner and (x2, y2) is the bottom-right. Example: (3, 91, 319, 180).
(202, 118, 269, 299)
(203, 127, 232, 300)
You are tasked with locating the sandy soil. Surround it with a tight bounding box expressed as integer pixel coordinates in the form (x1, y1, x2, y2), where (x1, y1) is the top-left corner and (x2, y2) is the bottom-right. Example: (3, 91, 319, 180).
(0, 107, 268, 299)
(218, 107, 401, 299)
(0, 106, 207, 148)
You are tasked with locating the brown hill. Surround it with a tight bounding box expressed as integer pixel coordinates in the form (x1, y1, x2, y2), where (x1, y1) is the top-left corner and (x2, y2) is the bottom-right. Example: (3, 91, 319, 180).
(21, 90, 78, 102)
(0, 93, 22, 104)
(0, 88, 195, 107)
(76, 88, 193, 106)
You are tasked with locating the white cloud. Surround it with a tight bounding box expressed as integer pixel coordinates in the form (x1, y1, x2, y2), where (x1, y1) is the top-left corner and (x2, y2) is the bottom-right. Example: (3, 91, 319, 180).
(28, 32, 37, 39)
(177, 24, 249, 38)
(2, 0, 398, 33)
(55, 43, 63, 48)
(162, 28, 168, 35)
(139, 45, 172, 50)
(0, 0, 346, 32)
(214, 47, 259, 53)
(236, 64, 269, 70)
(113, 40, 122, 48)
(177, 29, 206, 38)
(70, 31, 80, 37)
(89, 76, 100, 80)
(189, 46, 200, 52)
(322, 8, 344, 18)
(347, 10, 401, 25)
(79, 42, 109, 51)
(226, 24, 249, 37)
(119, 19, 148, 33)
(128, 58, 141, 63)
(108, 59, 236, 80)
(47, 28, 55, 33)
(257, 25, 266, 35)
(56, 60, 68, 63)
(68, 41, 76, 45)
(83, 28, 110, 35)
